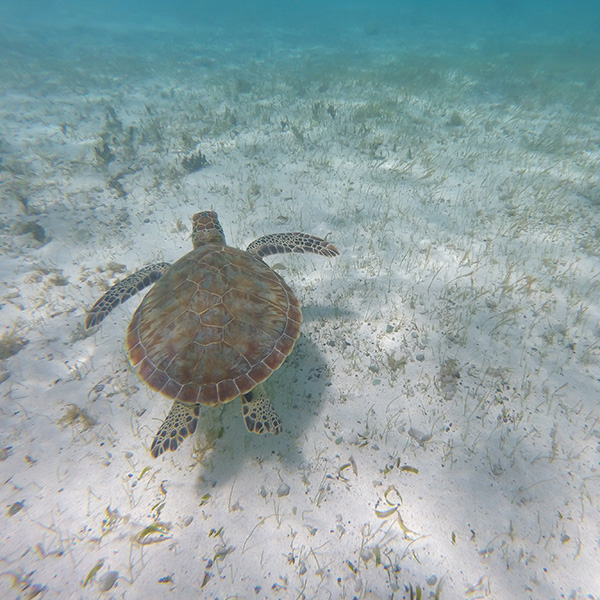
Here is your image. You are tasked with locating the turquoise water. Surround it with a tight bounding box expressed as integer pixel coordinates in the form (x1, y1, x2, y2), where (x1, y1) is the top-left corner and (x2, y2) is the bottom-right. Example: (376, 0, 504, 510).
(2, 1, 598, 129)
(3, 0, 600, 39)
(3, 1, 600, 55)
(1, 1, 598, 112)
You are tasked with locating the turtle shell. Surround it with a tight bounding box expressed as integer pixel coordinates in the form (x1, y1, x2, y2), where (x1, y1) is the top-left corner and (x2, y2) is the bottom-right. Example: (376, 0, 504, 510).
(126, 244, 302, 406)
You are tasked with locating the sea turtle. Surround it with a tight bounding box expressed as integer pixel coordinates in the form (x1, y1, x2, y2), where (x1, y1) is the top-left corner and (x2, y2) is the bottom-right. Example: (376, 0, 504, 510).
(85, 210, 339, 457)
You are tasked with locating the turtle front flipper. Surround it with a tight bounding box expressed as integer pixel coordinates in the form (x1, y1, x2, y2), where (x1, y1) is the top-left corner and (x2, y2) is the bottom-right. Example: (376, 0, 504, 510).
(85, 262, 170, 330)
(241, 384, 283, 435)
(151, 399, 200, 458)
(246, 233, 339, 259)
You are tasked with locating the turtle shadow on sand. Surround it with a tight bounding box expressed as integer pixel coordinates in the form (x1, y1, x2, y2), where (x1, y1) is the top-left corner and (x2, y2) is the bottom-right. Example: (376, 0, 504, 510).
(189, 332, 333, 483)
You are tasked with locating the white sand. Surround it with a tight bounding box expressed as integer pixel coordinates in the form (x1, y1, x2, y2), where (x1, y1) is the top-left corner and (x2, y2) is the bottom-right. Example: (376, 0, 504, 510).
(1, 25, 599, 600)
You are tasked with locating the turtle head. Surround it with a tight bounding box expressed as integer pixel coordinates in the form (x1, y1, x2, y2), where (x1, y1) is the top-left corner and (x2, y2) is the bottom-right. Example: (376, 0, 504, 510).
(191, 211, 226, 248)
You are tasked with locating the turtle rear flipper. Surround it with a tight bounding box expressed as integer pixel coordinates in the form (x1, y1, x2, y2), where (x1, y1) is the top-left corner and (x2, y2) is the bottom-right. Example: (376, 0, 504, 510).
(151, 399, 200, 458)
(85, 262, 170, 330)
(241, 384, 282, 435)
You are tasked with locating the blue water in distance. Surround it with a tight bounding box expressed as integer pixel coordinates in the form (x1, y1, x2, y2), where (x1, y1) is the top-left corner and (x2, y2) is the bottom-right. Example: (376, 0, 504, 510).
(1, 1, 597, 143)
(2, 1, 599, 46)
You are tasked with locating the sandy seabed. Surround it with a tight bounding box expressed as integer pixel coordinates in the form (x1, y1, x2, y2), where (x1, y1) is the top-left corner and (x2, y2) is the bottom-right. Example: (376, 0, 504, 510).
(1, 24, 600, 600)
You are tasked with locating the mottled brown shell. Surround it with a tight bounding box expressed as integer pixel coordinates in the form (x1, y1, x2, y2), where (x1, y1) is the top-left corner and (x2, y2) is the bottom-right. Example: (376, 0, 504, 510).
(126, 244, 302, 406)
